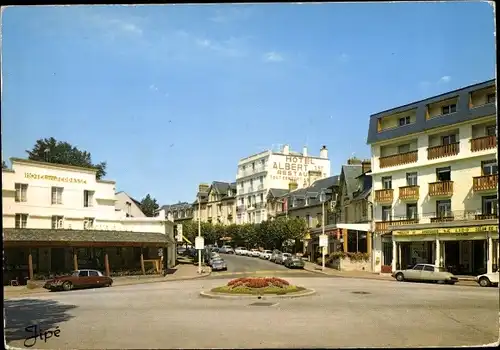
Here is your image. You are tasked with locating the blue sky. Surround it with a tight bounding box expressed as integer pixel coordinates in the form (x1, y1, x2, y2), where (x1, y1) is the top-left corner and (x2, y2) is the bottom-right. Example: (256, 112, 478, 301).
(2, 3, 495, 205)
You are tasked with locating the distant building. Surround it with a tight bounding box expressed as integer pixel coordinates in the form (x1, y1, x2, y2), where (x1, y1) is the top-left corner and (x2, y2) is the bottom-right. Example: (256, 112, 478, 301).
(236, 145, 331, 224)
(115, 191, 146, 218)
(158, 202, 193, 223)
(192, 181, 237, 225)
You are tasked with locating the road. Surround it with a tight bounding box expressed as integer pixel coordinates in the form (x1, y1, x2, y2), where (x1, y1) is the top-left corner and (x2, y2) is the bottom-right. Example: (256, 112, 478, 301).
(5, 276, 498, 349)
(209, 253, 315, 279)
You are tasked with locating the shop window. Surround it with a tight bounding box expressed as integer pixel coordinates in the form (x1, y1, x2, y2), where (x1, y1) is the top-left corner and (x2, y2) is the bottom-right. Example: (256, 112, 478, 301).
(436, 200, 452, 218)
(406, 172, 418, 186)
(382, 176, 392, 190)
(381, 206, 392, 221)
(482, 195, 498, 215)
(436, 167, 451, 181)
(406, 204, 418, 220)
(482, 160, 498, 176)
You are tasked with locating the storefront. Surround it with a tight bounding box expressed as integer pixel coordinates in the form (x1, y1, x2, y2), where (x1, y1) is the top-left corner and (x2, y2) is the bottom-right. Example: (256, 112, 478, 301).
(392, 224, 499, 275)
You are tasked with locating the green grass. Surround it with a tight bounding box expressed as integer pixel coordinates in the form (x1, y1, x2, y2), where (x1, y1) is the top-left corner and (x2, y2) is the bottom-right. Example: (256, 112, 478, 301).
(210, 285, 306, 295)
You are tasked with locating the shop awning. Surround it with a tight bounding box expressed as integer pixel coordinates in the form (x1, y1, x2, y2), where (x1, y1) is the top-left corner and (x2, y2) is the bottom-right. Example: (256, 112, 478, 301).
(336, 223, 371, 232)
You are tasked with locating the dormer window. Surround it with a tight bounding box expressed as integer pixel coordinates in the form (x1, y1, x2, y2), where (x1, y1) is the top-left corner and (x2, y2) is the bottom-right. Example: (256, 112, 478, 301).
(305, 197, 309, 206)
(292, 197, 297, 208)
(441, 104, 456, 115)
(399, 116, 410, 126)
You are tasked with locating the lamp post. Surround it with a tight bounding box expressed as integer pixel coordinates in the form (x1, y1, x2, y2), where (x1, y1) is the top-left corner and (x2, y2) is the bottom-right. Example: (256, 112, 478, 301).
(319, 190, 327, 271)
(198, 194, 202, 274)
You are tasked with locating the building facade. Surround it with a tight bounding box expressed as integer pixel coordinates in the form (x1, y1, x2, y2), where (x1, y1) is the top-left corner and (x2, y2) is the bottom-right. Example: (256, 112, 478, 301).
(367, 79, 498, 275)
(191, 181, 236, 225)
(115, 191, 146, 218)
(236, 145, 331, 224)
(159, 202, 194, 223)
(3, 158, 175, 284)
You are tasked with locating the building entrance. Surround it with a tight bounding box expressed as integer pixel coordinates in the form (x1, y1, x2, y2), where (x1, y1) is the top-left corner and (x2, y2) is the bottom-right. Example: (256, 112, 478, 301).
(443, 240, 486, 275)
(400, 242, 434, 269)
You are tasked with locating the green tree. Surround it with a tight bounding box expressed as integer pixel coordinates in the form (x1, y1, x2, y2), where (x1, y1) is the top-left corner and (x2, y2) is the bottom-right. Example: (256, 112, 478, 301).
(26, 137, 107, 179)
(2, 160, 7, 169)
(139, 194, 159, 217)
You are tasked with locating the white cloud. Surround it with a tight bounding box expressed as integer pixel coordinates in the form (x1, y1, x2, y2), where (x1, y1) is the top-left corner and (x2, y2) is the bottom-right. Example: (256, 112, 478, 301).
(209, 7, 253, 23)
(195, 36, 248, 58)
(263, 51, 284, 62)
(438, 75, 451, 83)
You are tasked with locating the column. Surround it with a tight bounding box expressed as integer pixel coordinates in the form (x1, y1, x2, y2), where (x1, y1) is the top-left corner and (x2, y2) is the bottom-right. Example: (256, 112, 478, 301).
(367, 231, 372, 257)
(487, 234, 493, 274)
(28, 249, 34, 280)
(391, 240, 397, 272)
(104, 250, 110, 277)
(435, 238, 440, 267)
(398, 243, 402, 270)
(343, 229, 348, 252)
(73, 249, 78, 271)
(140, 247, 146, 275)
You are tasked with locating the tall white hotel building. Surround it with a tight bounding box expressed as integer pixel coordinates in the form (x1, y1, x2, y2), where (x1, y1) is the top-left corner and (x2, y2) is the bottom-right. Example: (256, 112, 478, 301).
(236, 145, 331, 224)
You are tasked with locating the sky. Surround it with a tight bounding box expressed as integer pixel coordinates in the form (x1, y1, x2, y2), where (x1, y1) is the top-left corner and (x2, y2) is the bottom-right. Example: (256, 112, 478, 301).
(1, 3, 496, 205)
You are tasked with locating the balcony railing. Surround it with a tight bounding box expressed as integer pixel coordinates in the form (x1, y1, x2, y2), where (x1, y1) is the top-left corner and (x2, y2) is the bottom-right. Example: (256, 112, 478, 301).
(375, 189, 394, 203)
(471, 135, 497, 152)
(475, 213, 498, 220)
(390, 210, 483, 223)
(473, 174, 498, 191)
(427, 142, 459, 160)
(379, 150, 418, 168)
(430, 216, 454, 223)
(399, 186, 419, 200)
(428, 181, 454, 197)
(378, 219, 419, 231)
(375, 221, 389, 232)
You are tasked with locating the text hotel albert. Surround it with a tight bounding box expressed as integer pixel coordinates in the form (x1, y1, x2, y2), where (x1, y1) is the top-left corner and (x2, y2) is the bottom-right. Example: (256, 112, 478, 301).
(367, 79, 498, 275)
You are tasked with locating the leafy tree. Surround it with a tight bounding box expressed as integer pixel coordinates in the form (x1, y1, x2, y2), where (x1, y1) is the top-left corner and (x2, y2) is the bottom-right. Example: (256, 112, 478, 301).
(26, 137, 107, 179)
(2, 160, 7, 169)
(140, 194, 159, 217)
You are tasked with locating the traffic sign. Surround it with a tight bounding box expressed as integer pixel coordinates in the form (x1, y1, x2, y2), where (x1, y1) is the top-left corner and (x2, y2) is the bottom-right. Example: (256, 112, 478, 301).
(195, 236, 205, 250)
(319, 234, 328, 247)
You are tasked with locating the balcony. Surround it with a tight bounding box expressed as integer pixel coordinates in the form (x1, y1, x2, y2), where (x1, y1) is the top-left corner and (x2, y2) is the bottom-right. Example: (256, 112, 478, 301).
(375, 221, 390, 232)
(428, 181, 454, 197)
(379, 151, 418, 169)
(375, 189, 394, 203)
(255, 202, 265, 209)
(471, 135, 497, 152)
(473, 174, 498, 191)
(475, 213, 498, 220)
(427, 142, 459, 160)
(236, 205, 245, 212)
(257, 184, 264, 190)
(399, 186, 419, 201)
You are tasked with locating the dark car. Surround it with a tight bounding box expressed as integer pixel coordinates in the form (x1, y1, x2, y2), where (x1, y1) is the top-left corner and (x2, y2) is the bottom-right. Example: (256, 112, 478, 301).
(284, 256, 305, 269)
(43, 269, 113, 292)
(211, 257, 228, 271)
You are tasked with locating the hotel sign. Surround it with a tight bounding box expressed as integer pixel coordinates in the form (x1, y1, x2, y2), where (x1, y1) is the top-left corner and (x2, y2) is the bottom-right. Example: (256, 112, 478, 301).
(393, 225, 498, 236)
(271, 155, 325, 182)
(24, 172, 87, 184)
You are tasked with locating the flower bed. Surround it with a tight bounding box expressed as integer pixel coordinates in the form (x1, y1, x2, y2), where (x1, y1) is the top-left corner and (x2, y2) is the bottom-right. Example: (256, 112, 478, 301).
(211, 277, 305, 295)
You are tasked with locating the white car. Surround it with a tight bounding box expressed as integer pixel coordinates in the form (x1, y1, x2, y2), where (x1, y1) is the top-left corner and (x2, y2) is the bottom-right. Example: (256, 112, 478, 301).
(475, 272, 499, 287)
(260, 250, 273, 259)
(235, 247, 247, 255)
(250, 249, 261, 257)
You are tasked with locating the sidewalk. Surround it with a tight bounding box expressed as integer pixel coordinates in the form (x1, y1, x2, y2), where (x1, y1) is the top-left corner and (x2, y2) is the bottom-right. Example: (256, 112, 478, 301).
(303, 262, 478, 286)
(4, 264, 211, 299)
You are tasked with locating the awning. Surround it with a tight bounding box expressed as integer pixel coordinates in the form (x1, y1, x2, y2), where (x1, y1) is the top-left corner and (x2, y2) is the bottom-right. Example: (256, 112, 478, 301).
(336, 223, 371, 231)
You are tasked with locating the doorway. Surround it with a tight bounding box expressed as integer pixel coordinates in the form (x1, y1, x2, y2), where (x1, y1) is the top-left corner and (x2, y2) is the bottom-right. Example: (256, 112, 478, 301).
(51, 248, 66, 274)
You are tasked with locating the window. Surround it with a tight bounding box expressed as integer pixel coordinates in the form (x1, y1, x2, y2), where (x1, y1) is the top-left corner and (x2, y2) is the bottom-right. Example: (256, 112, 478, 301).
(51, 216, 64, 229)
(259, 193, 264, 202)
(398, 144, 411, 154)
(399, 116, 411, 126)
(305, 197, 310, 206)
(15, 214, 28, 228)
(436, 167, 451, 181)
(381, 206, 392, 221)
(89, 270, 99, 277)
(260, 176, 264, 184)
(423, 265, 434, 272)
(482, 160, 498, 175)
(412, 264, 424, 271)
(441, 134, 456, 145)
(292, 197, 297, 208)
(406, 172, 418, 186)
(482, 195, 498, 215)
(51, 187, 63, 205)
(487, 93, 496, 104)
(441, 104, 456, 115)
(436, 200, 452, 217)
(305, 214, 312, 228)
(486, 125, 496, 136)
(15, 183, 28, 202)
(84, 190, 94, 207)
(406, 204, 418, 220)
(78, 271, 89, 277)
(382, 176, 392, 189)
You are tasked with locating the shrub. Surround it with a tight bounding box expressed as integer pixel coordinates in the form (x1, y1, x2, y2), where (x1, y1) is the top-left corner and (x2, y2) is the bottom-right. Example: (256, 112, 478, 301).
(347, 252, 370, 262)
(226, 277, 290, 289)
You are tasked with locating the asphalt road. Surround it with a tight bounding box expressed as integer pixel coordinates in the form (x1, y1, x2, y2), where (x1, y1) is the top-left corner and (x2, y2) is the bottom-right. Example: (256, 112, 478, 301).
(210, 253, 315, 279)
(5, 277, 498, 349)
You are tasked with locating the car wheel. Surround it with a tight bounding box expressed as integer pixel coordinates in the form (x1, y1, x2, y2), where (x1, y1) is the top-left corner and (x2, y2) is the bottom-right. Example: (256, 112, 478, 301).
(479, 277, 491, 287)
(395, 273, 405, 282)
(62, 281, 73, 291)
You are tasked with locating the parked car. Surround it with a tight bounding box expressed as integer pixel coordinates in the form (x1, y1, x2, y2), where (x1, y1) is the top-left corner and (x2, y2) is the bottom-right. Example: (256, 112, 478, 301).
(260, 250, 273, 259)
(208, 252, 221, 266)
(235, 247, 248, 255)
(177, 246, 187, 255)
(43, 269, 113, 292)
(284, 256, 305, 269)
(219, 245, 233, 254)
(210, 257, 228, 271)
(475, 272, 499, 287)
(270, 250, 282, 262)
(275, 253, 292, 264)
(392, 264, 458, 284)
(250, 249, 261, 257)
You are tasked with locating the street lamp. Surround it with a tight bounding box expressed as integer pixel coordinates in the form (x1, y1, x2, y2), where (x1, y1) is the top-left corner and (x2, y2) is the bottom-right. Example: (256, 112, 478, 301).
(319, 190, 327, 271)
(197, 193, 202, 274)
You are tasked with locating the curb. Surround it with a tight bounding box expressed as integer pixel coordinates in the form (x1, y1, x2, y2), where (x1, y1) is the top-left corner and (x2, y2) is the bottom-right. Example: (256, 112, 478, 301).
(199, 288, 316, 300)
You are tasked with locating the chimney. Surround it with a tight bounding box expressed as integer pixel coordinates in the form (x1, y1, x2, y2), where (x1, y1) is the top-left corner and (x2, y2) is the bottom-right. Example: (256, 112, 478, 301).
(347, 157, 362, 165)
(361, 160, 371, 173)
(283, 144, 290, 155)
(302, 146, 308, 157)
(288, 181, 298, 191)
(319, 145, 328, 159)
